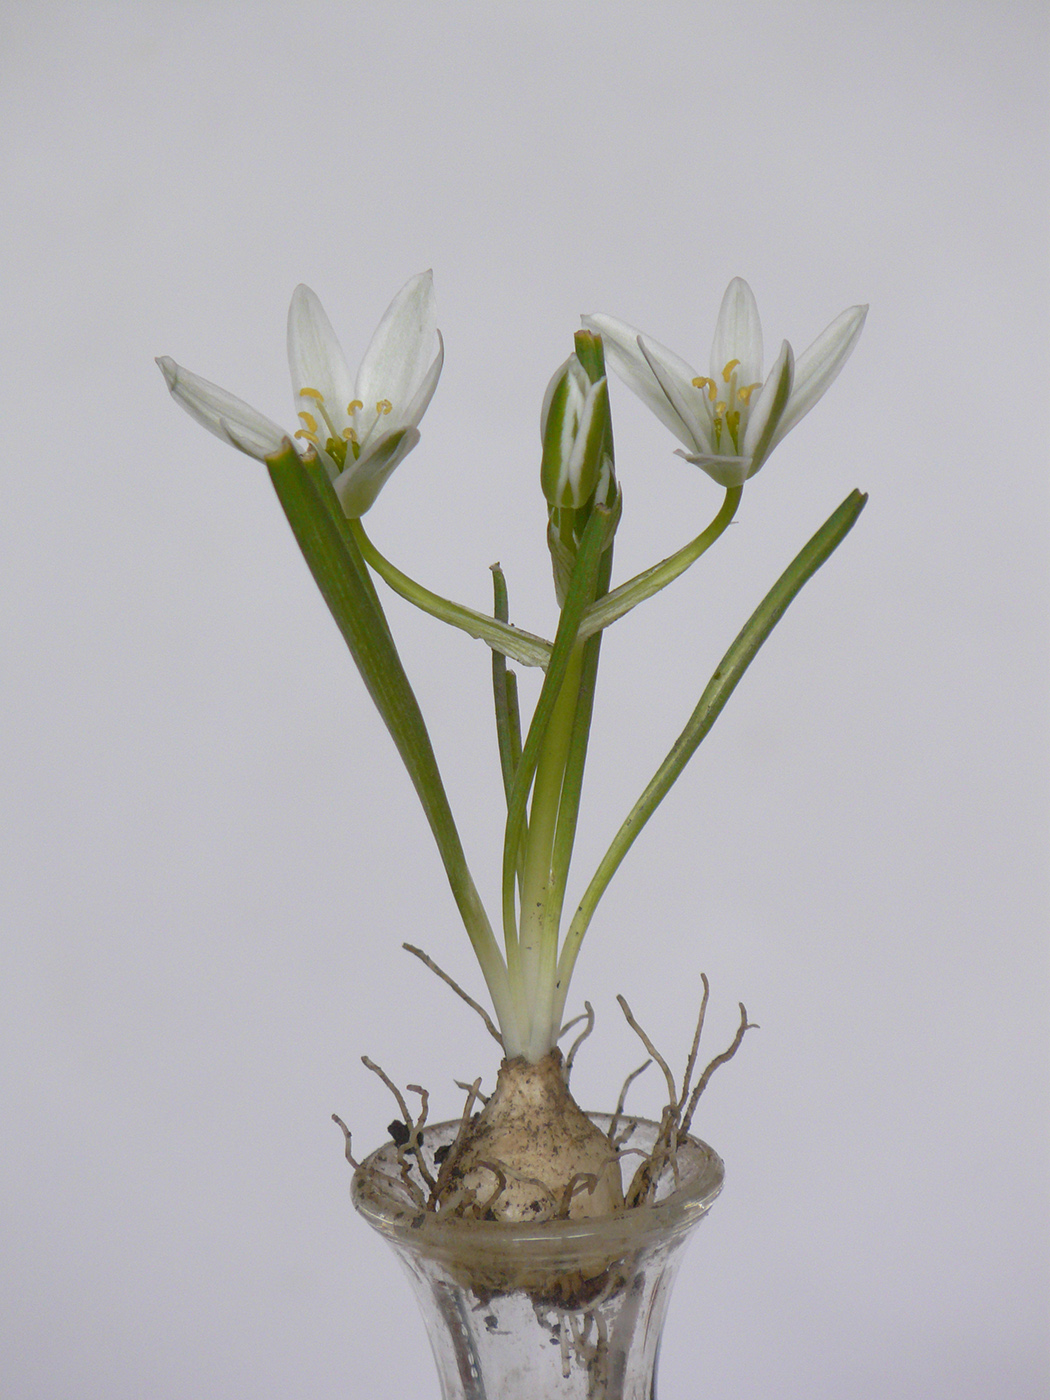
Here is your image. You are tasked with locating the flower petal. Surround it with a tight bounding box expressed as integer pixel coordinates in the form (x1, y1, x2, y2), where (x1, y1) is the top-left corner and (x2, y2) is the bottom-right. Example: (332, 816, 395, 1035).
(156, 356, 288, 460)
(637, 336, 714, 456)
(355, 270, 439, 421)
(742, 339, 794, 476)
(709, 278, 763, 385)
(675, 446, 751, 488)
(401, 328, 444, 429)
(287, 285, 356, 424)
(582, 314, 699, 447)
(540, 355, 574, 440)
(332, 427, 421, 517)
(773, 304, 868, 442)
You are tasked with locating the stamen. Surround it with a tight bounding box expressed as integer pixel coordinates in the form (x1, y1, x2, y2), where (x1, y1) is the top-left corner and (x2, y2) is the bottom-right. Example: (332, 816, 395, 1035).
(692, 376, 718, 401)
(297, 411, 319, 434)
(737, 383, 761, 405)
(714, 400, 727, 418)
(721, 359, 740, 383)
(342, 426, 359, 444)
(376, 399, 393, 415)
(347, 399, 364, 413)
(294, 429, 318, 444)
(299, 387, 325, 401)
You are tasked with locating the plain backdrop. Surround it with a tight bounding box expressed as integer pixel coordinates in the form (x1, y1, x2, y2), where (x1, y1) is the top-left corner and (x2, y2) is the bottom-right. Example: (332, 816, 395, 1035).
(2, 3, 1048, 1397)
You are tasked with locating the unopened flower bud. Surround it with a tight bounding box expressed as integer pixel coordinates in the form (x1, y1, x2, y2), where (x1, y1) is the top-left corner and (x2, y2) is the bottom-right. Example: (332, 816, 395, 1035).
(540, 355, 610, 510)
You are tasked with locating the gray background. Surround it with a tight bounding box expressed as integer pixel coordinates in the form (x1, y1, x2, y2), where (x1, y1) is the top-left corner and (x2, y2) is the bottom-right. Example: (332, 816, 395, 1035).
(2, 2, 1047, 1397)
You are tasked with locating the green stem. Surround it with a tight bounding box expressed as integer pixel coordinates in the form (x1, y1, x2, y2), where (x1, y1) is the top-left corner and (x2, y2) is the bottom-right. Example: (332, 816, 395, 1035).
(518, 641, 586, 1006)
(500, 504, 611, 1041)
(528, 538, 613, 1056)
(553, 488, 868, 1030)
(578, 486, 741, 641)
(351, 519, 552, 669)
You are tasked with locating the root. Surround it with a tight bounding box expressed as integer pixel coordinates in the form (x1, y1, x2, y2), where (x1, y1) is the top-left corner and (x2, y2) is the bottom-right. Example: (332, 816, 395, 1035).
(680, 1000, 756, 1139)
(346, 973, 751, 1221)
(330, 1113, 360, 1169)
(616, 995, 678, 1109)
(361, 1056, 438, 1198)
(617, 976, 756, 1206)
(431, 1076, 484, 1204)
(677, 972, 710, 1117)
(607, 1059, 650, 1147)
(473, 1160, 510, 1216)
(454, 1078, 491, 1106)
(557, 1171, 598, 1217)
(402, 942, 504, 1048)
(563, 1001, 595, 1079)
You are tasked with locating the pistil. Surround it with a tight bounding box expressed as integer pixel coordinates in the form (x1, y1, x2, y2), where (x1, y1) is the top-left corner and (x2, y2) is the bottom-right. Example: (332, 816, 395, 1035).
(692, 360, 761, 454)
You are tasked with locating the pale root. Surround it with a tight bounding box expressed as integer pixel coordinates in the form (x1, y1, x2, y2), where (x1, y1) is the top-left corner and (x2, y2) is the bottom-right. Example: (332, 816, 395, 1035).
(439, 1049, 624, 1222)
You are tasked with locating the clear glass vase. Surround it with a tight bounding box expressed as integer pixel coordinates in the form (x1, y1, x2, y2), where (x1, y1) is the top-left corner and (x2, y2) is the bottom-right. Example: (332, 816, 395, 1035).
(352, 1114, 724, 1400)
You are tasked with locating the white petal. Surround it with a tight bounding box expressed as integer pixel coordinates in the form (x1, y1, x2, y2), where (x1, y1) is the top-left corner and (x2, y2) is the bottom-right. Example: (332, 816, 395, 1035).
(774, 304, 867, 442)
(401, 328, 444, 429)
(287, 285, 356, 423)
(540, 355, 574, 440)
(355, 270, 439, 420)
(637, 337, 714, 455)
(583, 314, 699, 447)
(742, 339, 794, 476)
(709, 278, 763, 385)
(332, 427, 421, 517)
(156, 356, 288, 460)
(675, 446, 751, 488)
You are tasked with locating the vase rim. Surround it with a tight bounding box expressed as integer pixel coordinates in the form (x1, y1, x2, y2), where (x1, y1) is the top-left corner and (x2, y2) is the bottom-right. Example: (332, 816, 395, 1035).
(351, 1112, 724, 1261)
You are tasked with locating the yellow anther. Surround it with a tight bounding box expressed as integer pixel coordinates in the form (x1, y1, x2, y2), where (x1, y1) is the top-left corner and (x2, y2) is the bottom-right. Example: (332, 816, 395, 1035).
(692, 376, 718, 400)
(347, 399, 364, 413)
(299, 387, 325, 401)
(737, 383, 761, 405)
(297, 410, 319, 433)
(721, 359, 740, 383)
(342, 426, 359, 443)
(294, 429, 318, 444)
(376, 399, 393, 415)
(714, 400, 727, 418)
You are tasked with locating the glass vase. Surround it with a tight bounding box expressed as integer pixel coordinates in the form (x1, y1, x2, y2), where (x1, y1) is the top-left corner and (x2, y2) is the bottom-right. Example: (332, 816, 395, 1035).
(352, 1113, 724, 1400)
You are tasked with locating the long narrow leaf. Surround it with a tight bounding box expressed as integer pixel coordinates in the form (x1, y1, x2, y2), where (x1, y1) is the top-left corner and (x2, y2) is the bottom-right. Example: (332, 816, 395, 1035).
(555, 488, 868, 1010)
(490, 564, 523, 803)
(264, 444, 510, 1011)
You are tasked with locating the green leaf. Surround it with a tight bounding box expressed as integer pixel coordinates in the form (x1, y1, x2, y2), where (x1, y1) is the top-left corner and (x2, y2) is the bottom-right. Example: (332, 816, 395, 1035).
(555, 488, 868, 1011)
(263, 443, 506, 988)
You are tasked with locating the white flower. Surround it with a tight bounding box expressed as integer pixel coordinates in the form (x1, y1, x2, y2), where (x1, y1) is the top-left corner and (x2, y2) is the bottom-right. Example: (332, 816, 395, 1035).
(158, 271, 443, 516)
(583, 279, 866, 488)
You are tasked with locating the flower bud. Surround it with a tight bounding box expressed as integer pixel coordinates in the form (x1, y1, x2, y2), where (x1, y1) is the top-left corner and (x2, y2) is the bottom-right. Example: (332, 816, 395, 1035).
(540, 355, 610, 510)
